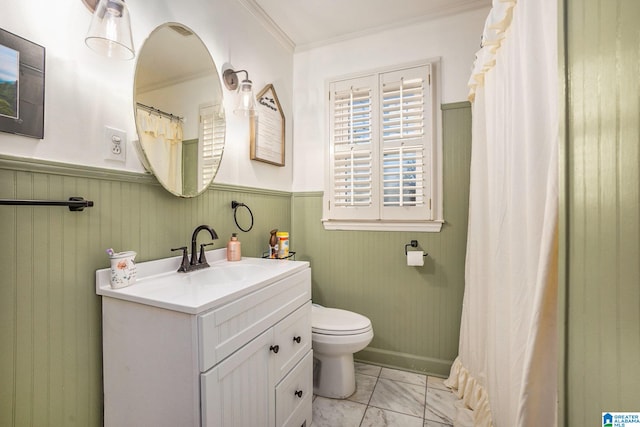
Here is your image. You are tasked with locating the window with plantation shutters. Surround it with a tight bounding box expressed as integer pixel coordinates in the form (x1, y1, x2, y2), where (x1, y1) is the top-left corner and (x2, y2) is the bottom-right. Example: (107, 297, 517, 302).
(323, 60, 443, 232)
(199, 104, 225, 188)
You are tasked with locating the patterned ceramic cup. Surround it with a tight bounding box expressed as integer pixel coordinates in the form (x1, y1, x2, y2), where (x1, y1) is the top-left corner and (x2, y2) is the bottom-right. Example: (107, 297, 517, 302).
(109, 251, 137, 289)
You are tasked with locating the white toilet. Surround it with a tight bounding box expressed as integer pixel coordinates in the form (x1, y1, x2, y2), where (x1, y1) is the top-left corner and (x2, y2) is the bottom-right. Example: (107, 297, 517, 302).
(311, 304, 374, 399)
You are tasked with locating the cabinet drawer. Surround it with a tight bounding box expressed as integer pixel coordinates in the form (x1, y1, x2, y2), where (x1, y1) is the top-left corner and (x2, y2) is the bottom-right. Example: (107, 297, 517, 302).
(276, 350, 313, 427)
(198, 268, 311, 372)
(273, 301, 311, 382)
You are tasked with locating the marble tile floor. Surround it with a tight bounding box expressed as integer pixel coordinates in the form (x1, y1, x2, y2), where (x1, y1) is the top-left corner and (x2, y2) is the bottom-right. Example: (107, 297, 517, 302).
(311, 362, 474, 427)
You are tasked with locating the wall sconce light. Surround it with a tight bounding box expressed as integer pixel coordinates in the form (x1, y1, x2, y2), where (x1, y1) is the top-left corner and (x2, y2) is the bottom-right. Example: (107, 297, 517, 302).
(84, 0, 135, 60)
(223, 68, 257, 117)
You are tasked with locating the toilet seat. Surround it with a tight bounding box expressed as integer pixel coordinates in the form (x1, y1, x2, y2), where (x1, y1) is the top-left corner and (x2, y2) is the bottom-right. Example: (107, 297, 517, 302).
(312, 306, 372, 336)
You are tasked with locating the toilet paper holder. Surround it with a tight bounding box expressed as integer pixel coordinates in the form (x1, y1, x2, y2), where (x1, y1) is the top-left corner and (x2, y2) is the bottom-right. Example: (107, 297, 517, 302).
(405, 240, 428, 257)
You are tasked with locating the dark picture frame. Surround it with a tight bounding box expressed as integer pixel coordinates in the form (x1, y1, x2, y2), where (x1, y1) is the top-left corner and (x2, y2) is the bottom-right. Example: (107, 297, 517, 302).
(0, 28, 45, 139)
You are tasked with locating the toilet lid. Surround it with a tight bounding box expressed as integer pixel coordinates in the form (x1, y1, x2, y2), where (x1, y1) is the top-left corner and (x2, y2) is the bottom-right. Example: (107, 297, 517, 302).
(312, 306, 372, 336)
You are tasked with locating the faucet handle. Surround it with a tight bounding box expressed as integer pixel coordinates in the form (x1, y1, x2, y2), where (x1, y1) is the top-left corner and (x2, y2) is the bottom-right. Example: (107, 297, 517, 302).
(171, 246, 189, 272)
(199, 243, 214, 264)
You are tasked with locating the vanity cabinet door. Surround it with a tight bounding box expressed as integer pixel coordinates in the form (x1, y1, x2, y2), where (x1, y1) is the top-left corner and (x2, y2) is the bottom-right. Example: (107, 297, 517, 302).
(273, 301, 312, 382)
(275, 351, 313, 427)
(201, 329, 276, 427)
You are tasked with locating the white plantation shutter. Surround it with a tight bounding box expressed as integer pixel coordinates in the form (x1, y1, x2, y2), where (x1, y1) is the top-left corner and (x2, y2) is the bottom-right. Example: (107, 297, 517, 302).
(382, 145, 425, 206)
(380, 66, 431, 220)
(329, 76, 379, 219)
(199, 104, 225, 188)
(333, 149, 372, 206)
(324, 61, 440, 230)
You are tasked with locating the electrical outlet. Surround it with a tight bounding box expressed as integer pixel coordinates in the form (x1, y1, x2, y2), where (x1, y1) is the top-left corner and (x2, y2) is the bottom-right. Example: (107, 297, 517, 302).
(104, 126, 126, 162)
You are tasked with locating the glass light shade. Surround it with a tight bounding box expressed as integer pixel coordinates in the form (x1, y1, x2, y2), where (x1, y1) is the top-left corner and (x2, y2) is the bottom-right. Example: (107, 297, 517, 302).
(233, 79, 257, 117)
(85, 0, 134, 60)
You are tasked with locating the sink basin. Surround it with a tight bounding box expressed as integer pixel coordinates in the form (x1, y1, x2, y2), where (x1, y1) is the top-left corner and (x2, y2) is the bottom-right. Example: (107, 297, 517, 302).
(134, 260, 271, 291)
(183, 263, 268, 286)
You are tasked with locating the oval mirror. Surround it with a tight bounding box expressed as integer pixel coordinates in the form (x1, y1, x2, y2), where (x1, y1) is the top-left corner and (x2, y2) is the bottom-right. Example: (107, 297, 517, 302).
(134, 23, 225, 197)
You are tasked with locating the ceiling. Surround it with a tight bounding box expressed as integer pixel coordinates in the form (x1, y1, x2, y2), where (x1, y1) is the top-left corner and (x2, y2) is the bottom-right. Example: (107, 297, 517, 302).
(246, 0, 491, 49)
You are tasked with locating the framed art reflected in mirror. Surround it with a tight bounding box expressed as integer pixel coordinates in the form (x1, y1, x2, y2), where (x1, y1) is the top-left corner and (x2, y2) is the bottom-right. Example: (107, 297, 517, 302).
(0, 28, 45, 139)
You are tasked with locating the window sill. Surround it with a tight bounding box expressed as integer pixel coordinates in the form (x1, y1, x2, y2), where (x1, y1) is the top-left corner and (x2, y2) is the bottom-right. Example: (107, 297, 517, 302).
(321, 219, 444, 232)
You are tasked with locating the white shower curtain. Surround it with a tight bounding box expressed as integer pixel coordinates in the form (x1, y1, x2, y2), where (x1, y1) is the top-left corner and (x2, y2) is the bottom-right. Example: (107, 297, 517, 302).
(444, 1, 558, 426)
(137, 108, 184, 194)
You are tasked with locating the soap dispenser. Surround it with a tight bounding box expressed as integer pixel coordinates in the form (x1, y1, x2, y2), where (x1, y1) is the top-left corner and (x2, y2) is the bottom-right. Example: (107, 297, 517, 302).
(227, 233, 241, 261)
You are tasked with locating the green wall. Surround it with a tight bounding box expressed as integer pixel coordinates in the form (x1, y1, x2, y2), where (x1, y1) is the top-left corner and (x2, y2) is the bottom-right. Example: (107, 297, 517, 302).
(0, 156, 291, 427)
(182, 138, 199, 195)
(292, 102, 472, 376)
(563, 0, 640, 424)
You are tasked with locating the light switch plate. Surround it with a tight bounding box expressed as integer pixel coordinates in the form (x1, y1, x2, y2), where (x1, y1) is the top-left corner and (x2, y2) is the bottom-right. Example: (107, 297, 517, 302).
(105, 126, 126, 162)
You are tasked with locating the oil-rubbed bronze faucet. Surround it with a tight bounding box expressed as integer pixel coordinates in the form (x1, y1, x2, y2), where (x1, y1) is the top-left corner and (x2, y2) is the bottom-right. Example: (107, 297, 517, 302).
(190, 225, 218, 266)
(171, 225, 218, 273)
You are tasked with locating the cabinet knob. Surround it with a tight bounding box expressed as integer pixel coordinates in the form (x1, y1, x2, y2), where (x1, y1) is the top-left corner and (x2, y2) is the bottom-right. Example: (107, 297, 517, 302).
(293, 336, 301, 344)
(294, 390, 303, 398)
(269, 345, 280, 354)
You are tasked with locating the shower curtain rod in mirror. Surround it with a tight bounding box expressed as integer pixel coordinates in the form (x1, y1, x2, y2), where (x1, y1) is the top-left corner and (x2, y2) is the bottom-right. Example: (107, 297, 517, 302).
(136, 103, 183, 122)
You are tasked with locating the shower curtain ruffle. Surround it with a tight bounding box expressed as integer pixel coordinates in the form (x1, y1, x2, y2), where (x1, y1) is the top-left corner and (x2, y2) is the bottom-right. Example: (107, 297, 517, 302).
(445, 357, 493, 427)
(467, 0, 516, 102)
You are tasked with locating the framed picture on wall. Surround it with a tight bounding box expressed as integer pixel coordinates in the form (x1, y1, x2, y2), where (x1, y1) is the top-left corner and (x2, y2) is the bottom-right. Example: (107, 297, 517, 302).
(0, 28, 45, 139)
(250, 84, 285, 166)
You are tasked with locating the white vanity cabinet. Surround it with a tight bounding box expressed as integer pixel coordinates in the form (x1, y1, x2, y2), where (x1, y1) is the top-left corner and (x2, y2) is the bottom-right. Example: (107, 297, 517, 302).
(200, 302, 312, 427)
(97, 254, 312, 427)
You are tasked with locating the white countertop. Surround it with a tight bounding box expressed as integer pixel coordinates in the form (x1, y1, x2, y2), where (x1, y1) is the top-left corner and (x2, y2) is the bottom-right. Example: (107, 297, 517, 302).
(96, 249, 309, 314)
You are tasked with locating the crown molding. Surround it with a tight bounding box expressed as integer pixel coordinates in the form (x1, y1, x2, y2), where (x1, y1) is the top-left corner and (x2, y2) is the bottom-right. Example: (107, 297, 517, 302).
(235, 0, 295, 53)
